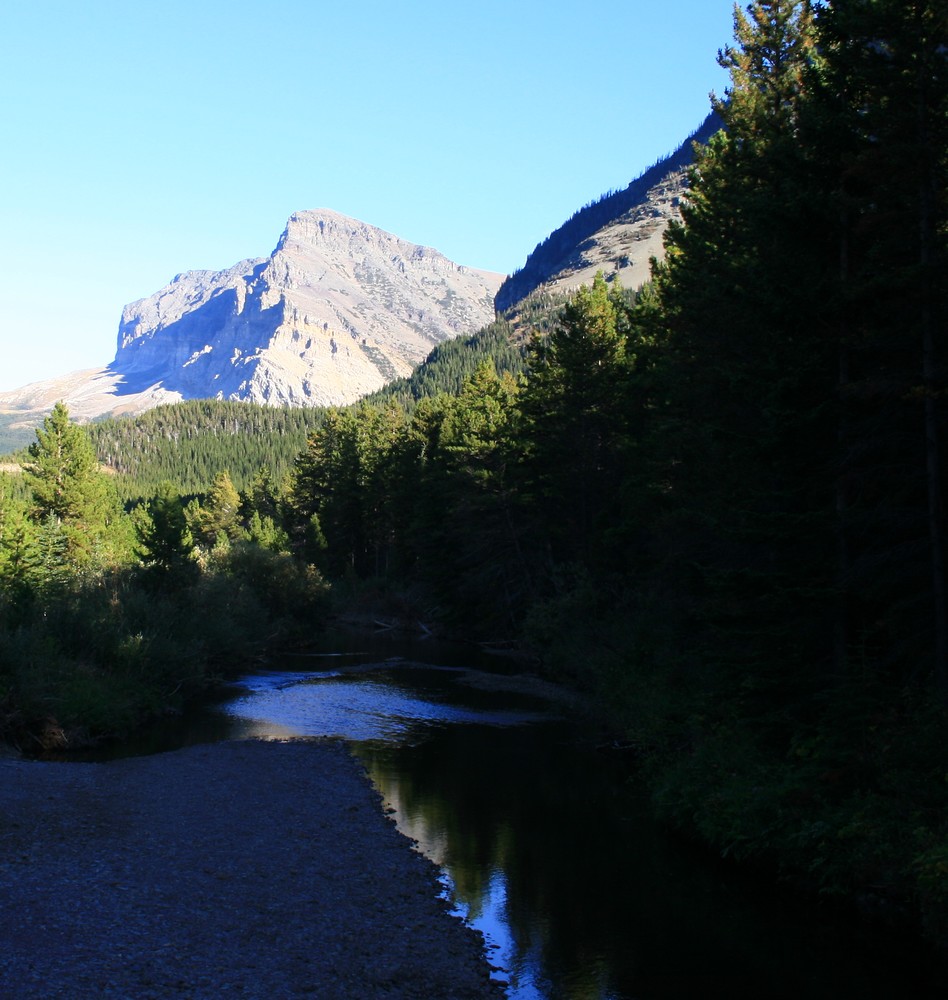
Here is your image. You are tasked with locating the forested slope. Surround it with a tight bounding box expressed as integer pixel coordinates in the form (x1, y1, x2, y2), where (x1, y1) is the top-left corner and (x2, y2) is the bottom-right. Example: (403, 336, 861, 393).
(280, 0, 948, 944)
(24, 317, 530, 501)
(2, 0, 946, 954)
(0, 417, 34, 456)
(86, 400, 327, 498)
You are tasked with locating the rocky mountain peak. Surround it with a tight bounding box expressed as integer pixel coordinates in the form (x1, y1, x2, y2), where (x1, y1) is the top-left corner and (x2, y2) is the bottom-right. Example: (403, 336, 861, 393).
(0, 211, 503, 425)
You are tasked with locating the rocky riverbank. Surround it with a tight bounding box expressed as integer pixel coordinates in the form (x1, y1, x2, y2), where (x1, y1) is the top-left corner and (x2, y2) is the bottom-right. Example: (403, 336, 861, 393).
(0, 739, 504, 998)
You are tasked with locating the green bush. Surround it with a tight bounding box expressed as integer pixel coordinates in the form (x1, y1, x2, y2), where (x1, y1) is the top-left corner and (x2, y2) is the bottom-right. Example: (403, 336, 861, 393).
(0, 541, 332, 747)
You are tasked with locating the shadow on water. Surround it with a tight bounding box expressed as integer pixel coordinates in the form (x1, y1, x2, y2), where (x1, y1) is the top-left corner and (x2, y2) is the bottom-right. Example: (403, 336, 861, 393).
(354, 721, 947, 1000)
(53, 629, 948, 999)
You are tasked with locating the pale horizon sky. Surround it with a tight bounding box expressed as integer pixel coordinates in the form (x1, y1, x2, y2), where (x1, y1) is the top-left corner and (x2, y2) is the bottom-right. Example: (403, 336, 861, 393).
(0, 1, 736, 391)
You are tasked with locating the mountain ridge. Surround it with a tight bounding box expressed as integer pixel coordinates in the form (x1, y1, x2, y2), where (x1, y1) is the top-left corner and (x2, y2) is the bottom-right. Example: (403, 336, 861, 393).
(0, 209, 502, 426)
(0, 117, 723, 435)
(495, 111, 722, 310)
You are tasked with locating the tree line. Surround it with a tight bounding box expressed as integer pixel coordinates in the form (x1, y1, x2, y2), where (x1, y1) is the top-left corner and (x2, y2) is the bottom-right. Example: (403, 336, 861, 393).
(280, 0, 948, 940)
(87, 399, 328, 498)
(0, 401, 328, 748)
(0, 0, 945, 946)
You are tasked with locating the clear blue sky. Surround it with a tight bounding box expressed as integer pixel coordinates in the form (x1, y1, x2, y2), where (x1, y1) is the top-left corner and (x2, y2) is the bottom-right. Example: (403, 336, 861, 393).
(0, 0, 736, 391)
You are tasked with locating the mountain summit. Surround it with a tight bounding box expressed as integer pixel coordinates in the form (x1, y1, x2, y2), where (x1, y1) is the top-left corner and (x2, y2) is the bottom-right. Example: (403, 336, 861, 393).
(1, 116, 722, 435)
(0, 210, 502, 423)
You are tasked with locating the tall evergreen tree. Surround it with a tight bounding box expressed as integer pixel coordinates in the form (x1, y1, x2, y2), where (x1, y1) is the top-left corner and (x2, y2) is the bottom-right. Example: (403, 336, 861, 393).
(190, 470, 243, 548)
(0, 476, 40, 604)
(290, 405, 406, 577)
(650, 0, 836, 710)
(724, 0, 818, 136)
(135, 481, 196, 579)
(434, 363, 528, 629)
(23, 401, 131, 571)
(518, 272, 632, 569)
(813, 0, 948, 693)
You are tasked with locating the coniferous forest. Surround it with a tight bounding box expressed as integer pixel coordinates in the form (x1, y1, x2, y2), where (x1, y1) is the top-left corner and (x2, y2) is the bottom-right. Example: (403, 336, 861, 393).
(1, 0, 946, 948)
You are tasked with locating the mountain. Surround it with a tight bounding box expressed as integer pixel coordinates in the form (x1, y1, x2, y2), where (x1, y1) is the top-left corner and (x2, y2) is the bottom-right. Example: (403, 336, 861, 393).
(1, 115, 722, 440)
(495, 112, 722, 312)
(0, 209, 502, 427)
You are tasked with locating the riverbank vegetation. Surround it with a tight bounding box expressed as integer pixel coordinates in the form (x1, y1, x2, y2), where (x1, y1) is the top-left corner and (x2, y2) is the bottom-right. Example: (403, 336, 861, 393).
(1, 0, 945, 952)
(0, 402, 329, 749)
(283, 0, 948, 944)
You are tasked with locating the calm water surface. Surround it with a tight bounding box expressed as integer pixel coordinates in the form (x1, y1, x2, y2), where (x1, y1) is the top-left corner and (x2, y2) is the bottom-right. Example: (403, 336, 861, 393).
(93, 632, 948, 999)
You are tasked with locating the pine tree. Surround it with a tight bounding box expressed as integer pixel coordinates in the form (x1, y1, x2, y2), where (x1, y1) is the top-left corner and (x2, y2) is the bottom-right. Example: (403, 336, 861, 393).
(24, 401, 131, 571)
(135, 481, 196, 578)
(650, 0, 836, 710)
(241, 466, 282, 523)
(190, 470, 243, 548)
(722, 0, 818, 138)
(0, 476, 40, 604)
(518, 272, 631, 568)
(441, 361, 518, 474)
(26, 402, 99, 517)
(290, 409, 348, 571)
(289, 407, 393, 575)
(435, 363, 529, 628)
(814, 0, 948, 692)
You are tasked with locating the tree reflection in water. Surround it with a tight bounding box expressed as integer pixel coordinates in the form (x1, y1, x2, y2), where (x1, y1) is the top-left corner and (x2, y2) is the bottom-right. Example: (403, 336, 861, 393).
(355, 717, 947, 1000)
(88, 652, 948, 1000)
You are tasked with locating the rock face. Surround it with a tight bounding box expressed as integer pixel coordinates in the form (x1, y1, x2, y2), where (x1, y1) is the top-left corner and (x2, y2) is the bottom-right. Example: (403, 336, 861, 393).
(0, 210, 502, 424)
(536, 163, 692, 297)
(116, 210, 503, 407)
(495, 112, 722, 311)
(0, 110, 724, 432)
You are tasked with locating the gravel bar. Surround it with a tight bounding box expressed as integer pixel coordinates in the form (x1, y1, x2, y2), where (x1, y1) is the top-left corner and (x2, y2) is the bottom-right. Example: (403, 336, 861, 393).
(0, 740, 506, 999)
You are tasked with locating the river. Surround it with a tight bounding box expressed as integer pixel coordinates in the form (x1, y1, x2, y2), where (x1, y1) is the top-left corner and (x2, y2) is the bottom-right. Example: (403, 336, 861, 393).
(81, 631, 947, 999)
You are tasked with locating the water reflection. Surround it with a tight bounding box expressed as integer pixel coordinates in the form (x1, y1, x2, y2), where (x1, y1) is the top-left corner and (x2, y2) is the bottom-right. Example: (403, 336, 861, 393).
(221, 665, 552, 743)
(354, 718, 946, 1000)
(356, 722, 663, 999)
(68, 641, 948, 1000)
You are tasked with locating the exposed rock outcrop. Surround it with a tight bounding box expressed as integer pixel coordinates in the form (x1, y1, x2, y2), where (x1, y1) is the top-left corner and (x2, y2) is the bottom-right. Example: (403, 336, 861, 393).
(495, 111, 722, 310)
(0, 210, 502, 425)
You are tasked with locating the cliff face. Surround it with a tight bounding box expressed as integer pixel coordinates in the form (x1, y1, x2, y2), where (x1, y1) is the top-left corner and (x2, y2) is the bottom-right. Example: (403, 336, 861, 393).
(0, 210, 502, 425)
(114, 209, 503, 408)
(0, 111, 725, 432)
